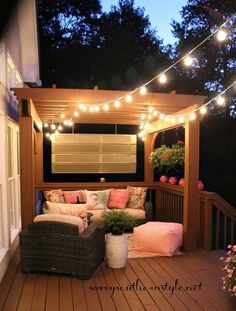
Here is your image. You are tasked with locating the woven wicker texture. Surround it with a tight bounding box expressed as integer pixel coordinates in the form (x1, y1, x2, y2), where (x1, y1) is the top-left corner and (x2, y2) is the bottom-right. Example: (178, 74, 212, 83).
(20, 221, 105, 279)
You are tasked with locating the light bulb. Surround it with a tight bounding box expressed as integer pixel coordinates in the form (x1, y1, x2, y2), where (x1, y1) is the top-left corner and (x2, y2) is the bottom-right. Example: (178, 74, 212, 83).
(103, 104, 109, 111)
(184, 55, 194, 67)
(51, 123, 56, 130)
(160, 114, 165, 120)
(68, 120, 73, 126)
(159, 73, 167, 84)
(139, 123, 144, 130)
(138, 132, 143, 138)
(45, 133, 50, 137)
(145, 123, 150, 130)
(55, 130, 59, 135)
(148, 106, 154, 113)
(94, 105, 100, 112)
(114, 100, 121, 108)
(44, 123, 48, 128)
(165, 116, 170, 122)
(189, 113, 196, 121)
(58, 125, 63, 131)
(170, 117, 176, 123)
(140, 86, 147, 95)
(217, 29, 227, 42)
(200, 106, 207, 114)
(74, 111, 79, 117)
(78, 104, 84, 110)
(141, 136, 145, 141)
(153, 110, 158, 117)
(148, 115, 152, 121)
(179, 116, 185, 122)
(217, 96, 225, 106)
(141, 114, 145, 120)
(125, 94, 133, 103)
(89, 106, 95, 112)
(60, 113, 65, 119)
(63, 120, 69, 126)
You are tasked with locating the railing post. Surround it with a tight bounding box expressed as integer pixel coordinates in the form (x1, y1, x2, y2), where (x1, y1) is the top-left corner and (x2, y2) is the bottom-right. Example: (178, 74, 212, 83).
(203, 198, 213, 251)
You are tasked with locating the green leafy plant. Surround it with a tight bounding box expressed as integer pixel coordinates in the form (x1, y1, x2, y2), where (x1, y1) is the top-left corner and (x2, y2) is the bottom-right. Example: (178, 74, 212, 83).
(100, 210, 136, 235)
(220, 245, 236, 296)
(149, 141, 185, 172)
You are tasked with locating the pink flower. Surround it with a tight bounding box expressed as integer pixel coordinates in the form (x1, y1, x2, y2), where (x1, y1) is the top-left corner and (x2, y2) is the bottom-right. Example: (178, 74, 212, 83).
(228, 245, 232, 249)
(220, 257, 224, 260)
(228, 274, 232, 278)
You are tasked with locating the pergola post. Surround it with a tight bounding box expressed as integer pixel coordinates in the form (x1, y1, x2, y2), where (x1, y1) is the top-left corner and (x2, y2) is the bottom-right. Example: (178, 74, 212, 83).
(183, 118, 200, 251)
(19, 115, 36, 228)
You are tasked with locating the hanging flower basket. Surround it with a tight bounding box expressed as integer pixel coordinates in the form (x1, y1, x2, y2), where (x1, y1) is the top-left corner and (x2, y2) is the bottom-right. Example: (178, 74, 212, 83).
(149, 141, 185, 173)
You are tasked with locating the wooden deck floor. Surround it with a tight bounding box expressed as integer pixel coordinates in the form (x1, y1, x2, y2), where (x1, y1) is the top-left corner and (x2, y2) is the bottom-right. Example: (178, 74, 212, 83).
(0, 249, 233, 311)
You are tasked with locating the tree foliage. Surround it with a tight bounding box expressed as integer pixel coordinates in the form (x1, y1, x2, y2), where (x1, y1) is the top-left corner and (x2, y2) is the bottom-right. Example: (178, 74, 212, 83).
(171, 0, 236, 96)
(37, 0, 170, 89)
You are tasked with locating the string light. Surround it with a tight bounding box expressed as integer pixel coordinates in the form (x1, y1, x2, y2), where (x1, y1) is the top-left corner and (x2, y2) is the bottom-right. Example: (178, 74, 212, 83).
(68, 120, 73, 126)
(159, 73, 167, 84)
(141, 114, 145, 120)
(200, 106, 207, 115)
(217, 29, 227, 42)
(125, 94, 133, 103)
(114, 100, 121, 108)
(51, 123, 56, 130)
(153, 110, 158, 117)
(47, 14, 235, 139)
(45, 133, 50, 137)
(44, 123, 48, 128)
(103, 104, 109, 111)
(58, 125, 63, 131)
(189, 113, 196, 121)
(63, 120, 69, 125)
(60, 113, 65, 119)
(171, 117, 176, 123)
(74, 111, 79, 117)
(184, 55, 194, 67)
(140, 86, 147, 95)
(95, 105, 100, 112)
(217, 95, 225, 106)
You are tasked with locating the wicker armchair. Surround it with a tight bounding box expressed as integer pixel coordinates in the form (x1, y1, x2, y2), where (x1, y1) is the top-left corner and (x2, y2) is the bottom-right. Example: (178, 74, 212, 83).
(20, 221, 105, 279)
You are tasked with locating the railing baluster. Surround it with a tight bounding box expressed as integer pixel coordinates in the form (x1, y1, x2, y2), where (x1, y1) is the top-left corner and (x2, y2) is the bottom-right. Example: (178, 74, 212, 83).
(224, 215, 227, 248)
(216, 209, 220, 249)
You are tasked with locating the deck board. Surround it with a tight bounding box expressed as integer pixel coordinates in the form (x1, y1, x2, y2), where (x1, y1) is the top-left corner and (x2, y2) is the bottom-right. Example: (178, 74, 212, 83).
(0, 249, 233, 311)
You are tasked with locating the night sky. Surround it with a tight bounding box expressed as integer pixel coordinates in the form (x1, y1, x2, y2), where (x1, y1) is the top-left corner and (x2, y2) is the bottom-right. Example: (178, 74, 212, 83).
(101, 0, 188, 45)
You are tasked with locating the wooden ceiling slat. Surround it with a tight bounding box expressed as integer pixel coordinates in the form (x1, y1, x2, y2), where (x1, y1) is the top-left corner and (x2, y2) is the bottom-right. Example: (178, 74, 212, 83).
(13, 88, 206, 125)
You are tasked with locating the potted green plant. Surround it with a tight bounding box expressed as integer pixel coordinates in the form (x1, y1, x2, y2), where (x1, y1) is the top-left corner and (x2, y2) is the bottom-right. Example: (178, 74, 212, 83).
(100, 210, 136, 268)
(100, 210, 136, 235)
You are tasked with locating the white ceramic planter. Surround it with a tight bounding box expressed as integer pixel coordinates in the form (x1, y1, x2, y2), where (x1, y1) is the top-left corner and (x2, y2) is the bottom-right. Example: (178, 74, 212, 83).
(106, 233, 128, 268)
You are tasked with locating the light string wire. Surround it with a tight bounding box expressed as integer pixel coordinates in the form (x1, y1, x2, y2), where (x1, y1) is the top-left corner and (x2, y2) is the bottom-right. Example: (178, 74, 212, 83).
(45, 13, 236, 135)
(98, 13, 236, 106)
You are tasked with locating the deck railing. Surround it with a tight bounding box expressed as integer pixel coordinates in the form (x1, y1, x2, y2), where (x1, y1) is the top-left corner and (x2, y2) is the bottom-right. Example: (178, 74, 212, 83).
(154, 183, 236, 250)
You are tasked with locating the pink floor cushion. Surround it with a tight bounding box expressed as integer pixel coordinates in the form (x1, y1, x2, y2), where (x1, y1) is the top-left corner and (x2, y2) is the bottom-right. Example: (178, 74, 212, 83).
(133, 222, 183, 257)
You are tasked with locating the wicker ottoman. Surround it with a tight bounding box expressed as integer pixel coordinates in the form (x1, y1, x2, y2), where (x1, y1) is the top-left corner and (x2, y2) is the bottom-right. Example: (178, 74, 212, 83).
(133, 221, 183, 256)
(20, 221, 105, 279)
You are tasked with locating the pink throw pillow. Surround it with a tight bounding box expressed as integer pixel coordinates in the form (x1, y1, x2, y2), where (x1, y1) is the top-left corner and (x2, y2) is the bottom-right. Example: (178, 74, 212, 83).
(63, 190, 86, 204)
(108, 189, 129, 209)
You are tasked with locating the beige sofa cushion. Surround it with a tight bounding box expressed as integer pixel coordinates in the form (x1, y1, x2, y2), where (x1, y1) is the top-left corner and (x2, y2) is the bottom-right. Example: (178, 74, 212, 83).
(123, 208, 145, 220)
(89, 208, 146, 223)
(34, 214, 86, 234)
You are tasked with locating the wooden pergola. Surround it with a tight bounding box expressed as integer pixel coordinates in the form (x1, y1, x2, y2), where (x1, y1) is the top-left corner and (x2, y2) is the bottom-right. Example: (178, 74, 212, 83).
(13, 87, 206, 251)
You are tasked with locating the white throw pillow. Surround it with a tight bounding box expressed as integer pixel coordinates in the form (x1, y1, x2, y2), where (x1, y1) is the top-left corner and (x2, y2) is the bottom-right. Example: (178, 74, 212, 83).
(44, 201, 88, 217)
